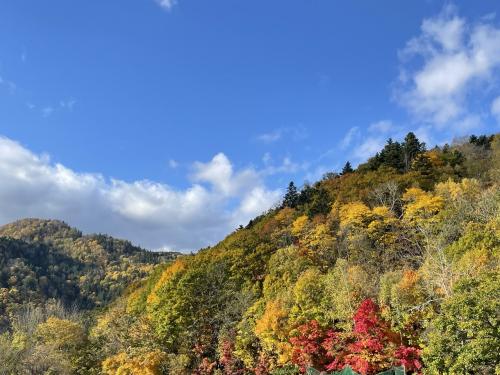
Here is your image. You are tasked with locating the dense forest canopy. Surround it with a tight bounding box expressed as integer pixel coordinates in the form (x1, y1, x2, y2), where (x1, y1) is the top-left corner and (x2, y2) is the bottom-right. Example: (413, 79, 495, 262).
(0, 219, 178, 329)
(0, 133, 498, 374)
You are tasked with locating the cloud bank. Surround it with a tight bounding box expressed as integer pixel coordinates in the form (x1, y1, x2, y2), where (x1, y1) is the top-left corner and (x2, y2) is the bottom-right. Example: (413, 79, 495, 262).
(0, 136, 281, 251)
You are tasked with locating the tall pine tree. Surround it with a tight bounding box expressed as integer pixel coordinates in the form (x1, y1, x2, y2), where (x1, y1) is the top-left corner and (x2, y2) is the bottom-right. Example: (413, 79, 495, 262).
(402, 132, 426, 171)
(341, 161, 354, 175)
(283, 181, 299, 208)
(379, 138, 404, 171)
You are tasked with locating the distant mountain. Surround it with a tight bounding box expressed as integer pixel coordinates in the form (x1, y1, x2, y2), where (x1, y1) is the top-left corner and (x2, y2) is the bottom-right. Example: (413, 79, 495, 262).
(0, 218, 178, 329)
(0, 219, 83, 244)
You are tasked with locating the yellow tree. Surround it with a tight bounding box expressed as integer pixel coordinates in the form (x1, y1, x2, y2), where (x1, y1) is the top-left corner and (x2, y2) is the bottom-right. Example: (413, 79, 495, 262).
(102, 350, 167, 375)
(254, 298, 292, 364)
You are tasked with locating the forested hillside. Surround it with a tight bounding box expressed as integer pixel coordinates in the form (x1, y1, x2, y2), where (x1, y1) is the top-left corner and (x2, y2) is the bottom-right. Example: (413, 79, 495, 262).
(0, 133, 498, 374)
(0, 219, 178, 331)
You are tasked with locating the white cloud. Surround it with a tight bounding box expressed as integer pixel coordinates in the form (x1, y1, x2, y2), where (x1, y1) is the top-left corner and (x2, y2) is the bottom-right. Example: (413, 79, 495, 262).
(155, 0, 177, 11)
(454, 114, 483, 133)
(397, 4, 500, 127)
(353, 137, 385, 162)
(492, 96, 500, 122)
(235, 187, 281, 218)
(192, 153, 260, 196)
(413, 126, 436, 147)
(338, 121, 398, 164)
(256, 126, 308, 144)
(341, 126, 359, 149)
(0, 136, 281, 251)
(257, 130, 282, 143)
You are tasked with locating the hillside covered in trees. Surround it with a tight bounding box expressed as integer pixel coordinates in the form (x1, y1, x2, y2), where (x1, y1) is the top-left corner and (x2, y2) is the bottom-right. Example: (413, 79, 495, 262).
(0, 219, 178, 330)
(0, 133, 498, 374)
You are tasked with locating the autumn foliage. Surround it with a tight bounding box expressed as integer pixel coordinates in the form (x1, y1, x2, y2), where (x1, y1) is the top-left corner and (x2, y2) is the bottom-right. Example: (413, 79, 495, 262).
(290, 299, 422, 374)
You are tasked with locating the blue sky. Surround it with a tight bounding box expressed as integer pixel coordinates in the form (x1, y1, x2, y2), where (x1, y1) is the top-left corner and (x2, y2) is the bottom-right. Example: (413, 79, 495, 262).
(1, 1, 499, 251)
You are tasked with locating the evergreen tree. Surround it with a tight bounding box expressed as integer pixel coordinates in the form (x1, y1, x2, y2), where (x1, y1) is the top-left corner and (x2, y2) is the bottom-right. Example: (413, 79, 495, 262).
(411, 154, 434, 190)
(379, 138, 404, 171)
(307, 187, 330, 217)
(361, 153, 382, 171)
(402, 132, 426, 171)
(297, 183, 314, 206)
(283, 181, 299, 208)
(356, 134, 425, 172)
(341, 161, 354, 175)
(441, 146, 465, 168)
(469, 134, 494, 149)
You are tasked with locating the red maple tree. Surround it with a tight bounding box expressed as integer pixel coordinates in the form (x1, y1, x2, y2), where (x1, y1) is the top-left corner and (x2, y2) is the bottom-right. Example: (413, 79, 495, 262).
(290, 299, 422, 374)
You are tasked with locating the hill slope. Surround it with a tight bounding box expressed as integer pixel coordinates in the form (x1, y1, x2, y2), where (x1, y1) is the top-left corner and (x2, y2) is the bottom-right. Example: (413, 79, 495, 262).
(89, 133, 499, 374)
(0, 218, 178, 329)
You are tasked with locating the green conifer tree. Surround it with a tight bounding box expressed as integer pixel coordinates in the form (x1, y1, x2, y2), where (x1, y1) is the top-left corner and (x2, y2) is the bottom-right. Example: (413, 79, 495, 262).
(341, 161, 354, 175)
(283, 181, 299, 208)
(402, 132, 425, 171)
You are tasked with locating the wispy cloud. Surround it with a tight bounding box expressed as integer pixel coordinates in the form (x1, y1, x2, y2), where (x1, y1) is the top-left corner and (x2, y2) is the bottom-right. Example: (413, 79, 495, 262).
(262, 152, 272, 165)
(338, 120, 400, 164)
(257, 129, 282, 143)
(37, 99, 77, 118)
(155, 0, 177, 11)
(256, 125, 308, 144)
(0, 75, 17, 93)
(491, 96, 500, 123)
(341, 126, 360, 149)
(59, 99, 77, 110)
(1, 67, 76, 118)
(1, 55, 76, 117)
(353, 137, 385, 162)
